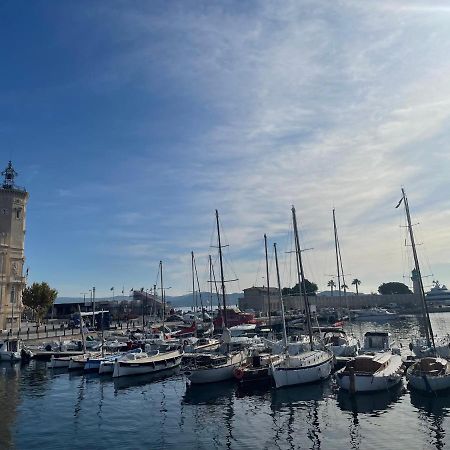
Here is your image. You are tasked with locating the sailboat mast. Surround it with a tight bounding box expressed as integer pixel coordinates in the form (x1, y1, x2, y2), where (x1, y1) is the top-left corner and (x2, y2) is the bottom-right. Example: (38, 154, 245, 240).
(264, 234, 272, 330)
(191, 251, 196, 313)
(209, 255, 214, 316)
(274, 243, 288, 349)
(160, 260, 165, 338)
(402, 188, 434, 349)
(292, 206, 314, 350)
(333, 209, 342, 296)
(215, 210, 228, 328)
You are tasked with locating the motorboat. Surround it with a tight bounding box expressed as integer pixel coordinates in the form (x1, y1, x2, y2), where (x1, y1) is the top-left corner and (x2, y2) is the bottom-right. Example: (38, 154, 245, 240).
(112, 349, 183, 378)
(335, 352, 404, 393)
(323, 328, 359, 357)
(229, 324, 257, 337)
(0, 339, 22, 361)
(359, 331, 400, 354)
(407, 356, 450, 393)
(351, 308, 397, 321)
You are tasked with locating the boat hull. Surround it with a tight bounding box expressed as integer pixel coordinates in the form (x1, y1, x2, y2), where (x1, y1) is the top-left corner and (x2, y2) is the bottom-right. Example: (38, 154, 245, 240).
(0, 351, 21, 362)
(336, 354, 403, 392)
(270, 351, 334, 389)
(49, 356, 71, 368)
(407, 358, 450, 393)
(186, 352, 246, 384)
(112, 351, 182, 378)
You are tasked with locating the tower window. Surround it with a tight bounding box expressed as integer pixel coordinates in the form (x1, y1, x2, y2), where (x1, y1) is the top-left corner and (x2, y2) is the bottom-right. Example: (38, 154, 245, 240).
(16, 208, 21, 219)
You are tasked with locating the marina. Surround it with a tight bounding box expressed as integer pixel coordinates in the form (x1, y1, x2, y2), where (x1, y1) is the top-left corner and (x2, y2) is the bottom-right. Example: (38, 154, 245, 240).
(1, 314, 450, 449)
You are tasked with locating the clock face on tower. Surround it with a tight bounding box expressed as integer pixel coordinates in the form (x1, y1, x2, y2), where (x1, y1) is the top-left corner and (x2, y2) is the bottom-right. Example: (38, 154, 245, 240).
(1, 208, 8, 215)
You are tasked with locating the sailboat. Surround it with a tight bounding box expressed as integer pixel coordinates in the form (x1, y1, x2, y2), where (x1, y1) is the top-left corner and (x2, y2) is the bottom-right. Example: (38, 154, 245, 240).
(185, 210, 247, 385)
(270, 206, 334, 389)
(324, 209, 359, 357)
(399, 188, 450, 393)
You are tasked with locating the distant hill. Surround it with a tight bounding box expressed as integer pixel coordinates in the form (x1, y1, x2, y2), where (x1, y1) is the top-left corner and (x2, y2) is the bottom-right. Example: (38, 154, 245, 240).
(167, 292, 242, 308)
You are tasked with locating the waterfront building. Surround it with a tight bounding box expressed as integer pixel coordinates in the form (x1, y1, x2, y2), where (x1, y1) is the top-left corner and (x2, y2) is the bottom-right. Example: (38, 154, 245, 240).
(0, 161, 29, 332)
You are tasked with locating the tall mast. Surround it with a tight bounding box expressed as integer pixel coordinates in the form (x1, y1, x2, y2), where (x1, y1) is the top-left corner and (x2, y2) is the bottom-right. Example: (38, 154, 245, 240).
(160, 260, 165, 338)
(209, 255, 214, 316)
(191, 251, 196, 313)
(264, 234, 272, 330)
(333, 209, 342, 296)
(402, 188, 434, 349)
(292, 206, 314, 350)
(215, 210, 228, 328)
(274, 243, 288, 349)
(193, 253, 205, 320)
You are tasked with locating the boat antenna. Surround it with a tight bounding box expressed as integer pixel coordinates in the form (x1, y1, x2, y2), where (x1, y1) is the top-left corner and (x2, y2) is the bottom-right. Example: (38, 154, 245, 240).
(191, 251, 197, 338)
(274, 243, 288, 350)
(401, 188, 435, 351)
(160, 260, 165, 339)
(292, 206, 314, 350)
(216, 210, 228, 328)
(264, 234, 272, 330)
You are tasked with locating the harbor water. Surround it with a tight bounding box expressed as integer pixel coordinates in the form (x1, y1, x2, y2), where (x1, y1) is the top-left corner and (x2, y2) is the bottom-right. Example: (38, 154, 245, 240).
(1, 313, 450, 449)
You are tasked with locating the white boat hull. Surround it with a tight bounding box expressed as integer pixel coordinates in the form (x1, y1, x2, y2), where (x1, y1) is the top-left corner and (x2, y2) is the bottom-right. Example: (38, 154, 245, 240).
(327, 343, 359, 357)
(270, 351, 334, 389)
(186, 352, 246, 384)
(112, 350, 182, 378)
(49, 356, 71, 368)
(99, 361, 114, 374)
(336, 354, 403, 392)
(407, 358, 450, 393)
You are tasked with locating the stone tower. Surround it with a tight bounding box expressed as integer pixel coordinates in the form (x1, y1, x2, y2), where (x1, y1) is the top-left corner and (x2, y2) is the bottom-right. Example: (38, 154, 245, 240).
(0, 161, 29, 331)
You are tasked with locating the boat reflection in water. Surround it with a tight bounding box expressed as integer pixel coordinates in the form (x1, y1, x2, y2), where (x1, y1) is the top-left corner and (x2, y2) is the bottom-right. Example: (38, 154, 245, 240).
(182, 379, 235, 405)
(337, 382, 405, 415)
(113, 367, 181, 391)
(410, 390, 450, 450)
(0, 362, 20, 449)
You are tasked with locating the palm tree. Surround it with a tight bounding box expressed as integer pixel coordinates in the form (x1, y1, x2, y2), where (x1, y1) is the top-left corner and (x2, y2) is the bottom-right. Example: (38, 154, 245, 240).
(342, 283, 349, 294)
(327, 279, 336, 297)
(352, 278, 361, 295)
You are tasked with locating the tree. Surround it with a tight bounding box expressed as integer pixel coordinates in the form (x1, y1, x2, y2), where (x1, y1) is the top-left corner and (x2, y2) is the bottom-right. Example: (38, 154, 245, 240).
(327, 279, 336, 296)
(378, 282, 412, 295)
(282, 279, 318, 297)
(22, 282, 58, 324)
(352, 278, 361, 295)
(342, 283, 349, 293)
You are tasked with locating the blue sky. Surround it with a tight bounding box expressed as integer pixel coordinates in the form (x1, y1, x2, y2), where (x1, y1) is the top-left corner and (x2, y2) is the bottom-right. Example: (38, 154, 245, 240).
(3, 0, 450, 297)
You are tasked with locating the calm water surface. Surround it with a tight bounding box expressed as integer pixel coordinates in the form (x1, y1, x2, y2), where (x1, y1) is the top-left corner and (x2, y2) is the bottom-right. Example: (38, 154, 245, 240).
(1, 313, 450, 450)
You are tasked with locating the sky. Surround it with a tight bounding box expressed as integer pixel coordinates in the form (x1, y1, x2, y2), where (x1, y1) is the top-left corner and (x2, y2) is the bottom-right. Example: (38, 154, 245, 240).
(2, 0, 450, 298)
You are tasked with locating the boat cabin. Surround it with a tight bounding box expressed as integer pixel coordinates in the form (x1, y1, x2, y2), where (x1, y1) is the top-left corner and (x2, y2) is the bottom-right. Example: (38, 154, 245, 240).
(363, 331, 392, 351)
(345, 353, 391, 374)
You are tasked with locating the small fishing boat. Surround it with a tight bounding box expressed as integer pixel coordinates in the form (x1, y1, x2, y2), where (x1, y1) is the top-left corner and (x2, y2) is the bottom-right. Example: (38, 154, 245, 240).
(69, 352, 102, 370)
(112, 349, 183, 378)
(184, 350, 247, 384)
(233, 351, 281, 385)
(407, 357, 450, 392)
(0, 339, 22, 361)
(335, 352, 404, 393)
(98, 348, 146, 374)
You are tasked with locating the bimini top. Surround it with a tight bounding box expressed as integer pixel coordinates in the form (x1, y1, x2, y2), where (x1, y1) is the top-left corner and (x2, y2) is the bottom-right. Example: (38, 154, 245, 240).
(364, 331, 390, 337)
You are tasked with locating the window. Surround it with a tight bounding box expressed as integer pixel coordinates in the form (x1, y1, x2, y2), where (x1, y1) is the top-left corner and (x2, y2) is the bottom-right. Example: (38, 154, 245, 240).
(10, 286, 15, 304)
(16, 208, 21, 219)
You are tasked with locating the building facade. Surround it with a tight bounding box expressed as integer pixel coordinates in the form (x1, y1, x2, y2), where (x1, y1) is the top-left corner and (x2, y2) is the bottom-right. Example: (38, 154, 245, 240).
(0, 162, 29, 331)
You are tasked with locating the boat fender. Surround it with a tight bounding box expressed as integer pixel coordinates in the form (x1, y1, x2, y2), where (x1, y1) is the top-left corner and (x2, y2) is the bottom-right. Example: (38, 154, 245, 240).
(234, 367, 244, 380)
(409, 343, 413, 351)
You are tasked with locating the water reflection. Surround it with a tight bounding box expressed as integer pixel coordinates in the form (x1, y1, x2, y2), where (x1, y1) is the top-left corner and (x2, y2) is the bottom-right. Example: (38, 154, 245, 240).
(337, 383, 406, 415)
(0, 362, 20, 449)
(113, 367, 181, 392)
(411, 390, 450, 450)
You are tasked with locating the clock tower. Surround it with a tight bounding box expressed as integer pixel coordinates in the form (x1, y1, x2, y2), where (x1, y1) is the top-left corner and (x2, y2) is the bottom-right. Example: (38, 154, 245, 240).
(0, 161, 29, 331)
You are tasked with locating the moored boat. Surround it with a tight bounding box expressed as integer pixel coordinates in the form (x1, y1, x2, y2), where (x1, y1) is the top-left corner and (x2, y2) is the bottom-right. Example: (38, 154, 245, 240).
(112, 349, 182, 378)
(335, 352, 404, 393)
(0, 339, 22, 361)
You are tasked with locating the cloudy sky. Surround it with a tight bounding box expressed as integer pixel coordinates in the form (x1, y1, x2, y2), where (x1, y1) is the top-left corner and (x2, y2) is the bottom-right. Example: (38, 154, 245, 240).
(2, 0, 450, 297)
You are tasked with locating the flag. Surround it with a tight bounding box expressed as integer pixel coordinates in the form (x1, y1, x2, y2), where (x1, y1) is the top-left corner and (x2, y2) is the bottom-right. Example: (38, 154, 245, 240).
(110, 287, 114, 291)
(395, 197, 404, 208)
(25, 267, 29, 277)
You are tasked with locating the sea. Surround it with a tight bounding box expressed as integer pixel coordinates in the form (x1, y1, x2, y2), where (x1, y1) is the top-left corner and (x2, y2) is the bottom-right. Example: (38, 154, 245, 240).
(1, 313, 450, 450)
